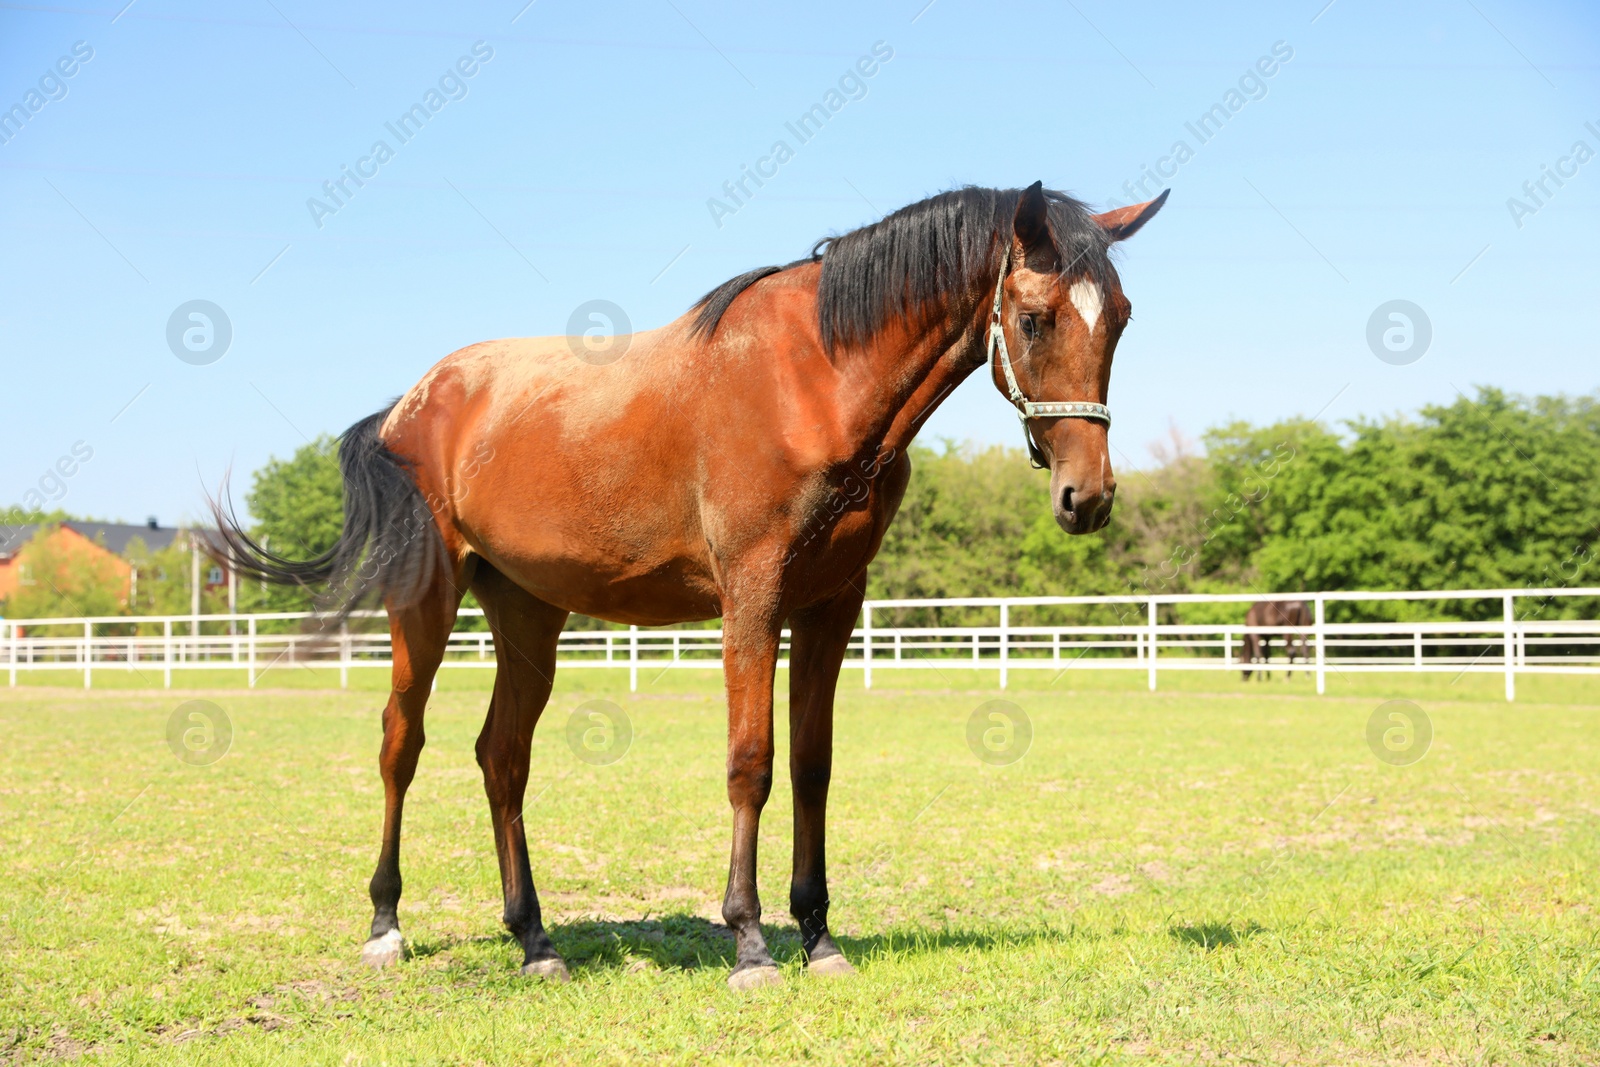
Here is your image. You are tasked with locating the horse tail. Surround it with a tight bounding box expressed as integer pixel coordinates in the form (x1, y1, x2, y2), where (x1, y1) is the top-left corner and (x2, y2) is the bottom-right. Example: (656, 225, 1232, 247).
(212, 404, 446, 621)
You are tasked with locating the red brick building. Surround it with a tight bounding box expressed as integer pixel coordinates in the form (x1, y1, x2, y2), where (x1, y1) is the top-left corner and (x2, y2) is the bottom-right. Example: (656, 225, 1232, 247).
(0, 520, 233, 610)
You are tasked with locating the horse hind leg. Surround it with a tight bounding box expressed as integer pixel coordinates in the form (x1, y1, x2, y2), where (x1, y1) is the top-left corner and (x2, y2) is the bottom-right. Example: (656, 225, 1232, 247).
(471, 565, 571, 980)
(362, 569, 466, 967)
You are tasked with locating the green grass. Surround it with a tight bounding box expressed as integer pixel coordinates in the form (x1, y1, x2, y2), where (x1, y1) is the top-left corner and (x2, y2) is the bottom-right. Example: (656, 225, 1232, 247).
(3, 665, 1598, 1064)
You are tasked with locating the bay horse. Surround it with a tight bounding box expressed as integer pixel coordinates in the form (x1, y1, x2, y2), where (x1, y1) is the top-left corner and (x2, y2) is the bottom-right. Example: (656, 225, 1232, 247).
(218, 182, 1168, 990)
(1241, 599, 1312, 680)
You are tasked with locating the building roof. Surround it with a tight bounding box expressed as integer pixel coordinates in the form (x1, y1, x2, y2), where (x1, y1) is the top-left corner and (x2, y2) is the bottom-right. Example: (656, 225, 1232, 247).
(0, 521, 225, 561)
(0, 525, 34, 559)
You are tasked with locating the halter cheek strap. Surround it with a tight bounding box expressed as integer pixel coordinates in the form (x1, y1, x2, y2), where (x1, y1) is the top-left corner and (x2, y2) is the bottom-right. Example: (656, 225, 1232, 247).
(986, 245, 1112, 468)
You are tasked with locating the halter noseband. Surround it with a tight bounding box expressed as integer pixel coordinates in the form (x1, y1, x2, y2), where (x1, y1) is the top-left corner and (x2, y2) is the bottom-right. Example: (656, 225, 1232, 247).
(986, 244, 1112, 468)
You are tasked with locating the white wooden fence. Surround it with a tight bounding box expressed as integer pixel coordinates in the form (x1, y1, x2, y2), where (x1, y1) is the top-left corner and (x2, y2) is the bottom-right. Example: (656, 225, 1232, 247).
(3, 587, 1598, 701)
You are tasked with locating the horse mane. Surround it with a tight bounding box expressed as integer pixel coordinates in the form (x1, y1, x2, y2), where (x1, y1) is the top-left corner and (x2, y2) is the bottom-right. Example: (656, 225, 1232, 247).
(688, 186, 1114, 352)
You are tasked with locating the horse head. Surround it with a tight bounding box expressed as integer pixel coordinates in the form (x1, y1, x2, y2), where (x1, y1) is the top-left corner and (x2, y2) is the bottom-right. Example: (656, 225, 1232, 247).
(991, 182, 1167, 534)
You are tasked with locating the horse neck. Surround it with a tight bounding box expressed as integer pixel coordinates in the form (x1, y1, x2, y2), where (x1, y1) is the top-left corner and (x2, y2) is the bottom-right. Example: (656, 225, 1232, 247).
(831, 285, 994, 456)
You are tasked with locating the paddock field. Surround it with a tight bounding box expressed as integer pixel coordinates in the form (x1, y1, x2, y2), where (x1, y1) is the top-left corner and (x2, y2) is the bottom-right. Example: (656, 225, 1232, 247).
(3, 666, 1598, 1065)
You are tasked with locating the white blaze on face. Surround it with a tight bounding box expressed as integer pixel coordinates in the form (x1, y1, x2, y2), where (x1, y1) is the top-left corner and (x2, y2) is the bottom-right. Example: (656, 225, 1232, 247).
(1068, 278, 1103, 333)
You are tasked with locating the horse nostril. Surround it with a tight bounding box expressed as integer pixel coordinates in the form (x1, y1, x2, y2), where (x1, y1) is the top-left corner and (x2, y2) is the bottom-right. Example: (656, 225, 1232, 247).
(1060, 487, 1077, 516)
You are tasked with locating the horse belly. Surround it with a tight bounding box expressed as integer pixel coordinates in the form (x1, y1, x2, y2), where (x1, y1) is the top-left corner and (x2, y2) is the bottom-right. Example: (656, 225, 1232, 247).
(483, 541, 723, 626)
(455, 460, 721, 626)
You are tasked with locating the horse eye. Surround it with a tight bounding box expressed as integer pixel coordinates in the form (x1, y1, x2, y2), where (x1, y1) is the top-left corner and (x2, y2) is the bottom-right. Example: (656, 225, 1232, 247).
(1019, 314, 1038, 340)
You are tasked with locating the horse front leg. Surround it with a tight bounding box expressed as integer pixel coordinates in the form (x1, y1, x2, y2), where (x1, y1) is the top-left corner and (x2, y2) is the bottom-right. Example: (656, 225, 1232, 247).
(786, 577, 865, 978)
(719, 606, 782, 990)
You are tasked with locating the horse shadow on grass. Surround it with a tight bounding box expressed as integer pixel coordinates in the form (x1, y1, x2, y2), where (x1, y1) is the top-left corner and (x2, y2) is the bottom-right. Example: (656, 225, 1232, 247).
(1167, 920, 1266, 951)
(411, 914, 1081, 975)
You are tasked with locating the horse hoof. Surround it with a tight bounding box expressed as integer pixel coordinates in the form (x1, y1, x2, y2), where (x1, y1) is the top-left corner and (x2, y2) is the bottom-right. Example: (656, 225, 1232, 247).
(521, 957, 571, 982)
(727, 964, 782, 991)
(808, 954, 856, 978)
(360, 929, 405, 969)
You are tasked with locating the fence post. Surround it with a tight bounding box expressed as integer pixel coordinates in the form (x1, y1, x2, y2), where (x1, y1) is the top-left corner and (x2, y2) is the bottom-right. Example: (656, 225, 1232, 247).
(1146, 599, 1157, 691)
(862, 603, 873, 689)
(1314, 597, 1326, 695)
(629, 624, 638, 693)
(83, 620, 92, 690)
(247, 617, 257, 689)
(1503, 594, 1516, 702)
(998, 602, 1009, 690)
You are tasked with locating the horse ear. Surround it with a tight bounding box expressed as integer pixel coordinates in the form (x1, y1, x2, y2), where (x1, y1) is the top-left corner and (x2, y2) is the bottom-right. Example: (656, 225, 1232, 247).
(1092, 188, 1169, 242)
(1012, 181, 1051, 255)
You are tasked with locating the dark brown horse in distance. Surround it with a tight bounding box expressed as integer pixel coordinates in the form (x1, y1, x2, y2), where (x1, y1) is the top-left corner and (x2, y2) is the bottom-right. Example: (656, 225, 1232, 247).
(1242, 599, 1312, 679)
(217, 183, 1167, 990)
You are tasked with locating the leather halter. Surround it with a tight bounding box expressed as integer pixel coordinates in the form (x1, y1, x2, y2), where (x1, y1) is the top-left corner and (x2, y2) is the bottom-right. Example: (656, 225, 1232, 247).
(986, 244, 1112, 469)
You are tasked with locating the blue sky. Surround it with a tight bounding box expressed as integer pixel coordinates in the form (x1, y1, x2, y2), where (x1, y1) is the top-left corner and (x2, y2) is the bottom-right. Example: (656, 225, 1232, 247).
(2, 0, 1596, 526)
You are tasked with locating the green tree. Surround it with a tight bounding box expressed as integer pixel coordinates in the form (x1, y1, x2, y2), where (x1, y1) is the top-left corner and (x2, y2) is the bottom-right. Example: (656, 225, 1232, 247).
(868, 443, 1051, 623)
(123, 535, 226, 618)
(1199, 417, 1336, 585)
(235, 436, 343, 613)
(1, 505, 72, 532)
(4, 527, 126, 619)
(1247, 389, 1600, 619)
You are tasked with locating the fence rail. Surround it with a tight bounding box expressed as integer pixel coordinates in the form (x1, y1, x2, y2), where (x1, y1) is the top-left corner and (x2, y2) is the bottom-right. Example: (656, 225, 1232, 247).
(5, 587, 1599, 701)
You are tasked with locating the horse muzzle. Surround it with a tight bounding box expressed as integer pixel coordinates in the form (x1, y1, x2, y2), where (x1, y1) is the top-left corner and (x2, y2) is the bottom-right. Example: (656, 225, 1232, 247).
(1051, 468, 1115, 534)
